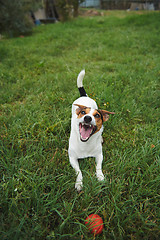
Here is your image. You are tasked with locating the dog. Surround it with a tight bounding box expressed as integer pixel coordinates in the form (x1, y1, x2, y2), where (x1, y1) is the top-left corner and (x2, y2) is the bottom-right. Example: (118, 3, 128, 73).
(68, 70, 115, 191)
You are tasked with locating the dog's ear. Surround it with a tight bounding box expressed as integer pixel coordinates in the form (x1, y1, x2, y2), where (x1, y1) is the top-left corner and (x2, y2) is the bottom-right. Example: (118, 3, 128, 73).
(74, 104, 89, 115)
(98, 110, 115, 122)
(74, 104, 87, 109)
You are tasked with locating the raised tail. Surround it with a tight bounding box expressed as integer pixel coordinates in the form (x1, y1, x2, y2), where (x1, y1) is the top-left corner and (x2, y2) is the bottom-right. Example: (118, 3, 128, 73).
(77, 70, 87, 97)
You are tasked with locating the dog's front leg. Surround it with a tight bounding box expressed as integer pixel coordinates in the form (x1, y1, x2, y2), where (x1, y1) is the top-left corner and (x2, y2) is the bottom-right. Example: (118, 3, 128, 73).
(95, 154, 104, 181)
(69, 156, 83, 191)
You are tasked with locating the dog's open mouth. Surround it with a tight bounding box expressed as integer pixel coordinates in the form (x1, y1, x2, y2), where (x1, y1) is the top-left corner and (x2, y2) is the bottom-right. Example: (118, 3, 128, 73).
(79, 123, 97, 142)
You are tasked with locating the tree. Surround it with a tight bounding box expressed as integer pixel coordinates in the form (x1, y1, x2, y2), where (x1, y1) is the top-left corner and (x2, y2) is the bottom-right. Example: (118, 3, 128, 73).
(54, 0, 84, 21)
(69, 0, 85, 17)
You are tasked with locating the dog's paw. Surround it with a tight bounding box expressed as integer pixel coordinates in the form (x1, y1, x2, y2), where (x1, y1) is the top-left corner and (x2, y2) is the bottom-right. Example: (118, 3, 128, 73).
(75, 181, 83, 192)
(96, 170, 105, 181)
(75, 172, 83, 192)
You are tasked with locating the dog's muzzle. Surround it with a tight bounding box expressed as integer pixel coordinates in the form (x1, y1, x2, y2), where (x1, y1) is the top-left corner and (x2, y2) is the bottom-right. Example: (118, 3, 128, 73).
(79, 121, 97, 142)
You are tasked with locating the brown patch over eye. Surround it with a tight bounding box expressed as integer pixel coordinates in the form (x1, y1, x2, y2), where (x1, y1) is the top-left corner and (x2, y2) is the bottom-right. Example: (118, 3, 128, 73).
(94, 113, 100, 118)
(81, 110, 86, 115)
(75, 105, 91, 119)
(93, 110, 103, 133)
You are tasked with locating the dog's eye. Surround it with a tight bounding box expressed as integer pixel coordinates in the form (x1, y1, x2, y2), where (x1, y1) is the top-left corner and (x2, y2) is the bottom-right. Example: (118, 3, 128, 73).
(81, 110, 86, 115)
(95, 113, 100, 118)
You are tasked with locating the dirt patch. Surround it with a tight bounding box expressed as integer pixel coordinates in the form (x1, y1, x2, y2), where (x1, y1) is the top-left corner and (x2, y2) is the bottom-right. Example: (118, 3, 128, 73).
(79, 9, 104, 17)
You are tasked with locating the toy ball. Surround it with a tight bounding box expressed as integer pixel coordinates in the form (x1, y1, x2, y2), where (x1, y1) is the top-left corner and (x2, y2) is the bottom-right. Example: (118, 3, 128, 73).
(85, 214, 104, 235)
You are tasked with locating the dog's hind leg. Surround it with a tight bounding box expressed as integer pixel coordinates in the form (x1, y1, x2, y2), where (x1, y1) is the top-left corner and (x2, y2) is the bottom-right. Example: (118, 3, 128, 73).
(95, 154, 104, 181)
(69, 157, 83, 191)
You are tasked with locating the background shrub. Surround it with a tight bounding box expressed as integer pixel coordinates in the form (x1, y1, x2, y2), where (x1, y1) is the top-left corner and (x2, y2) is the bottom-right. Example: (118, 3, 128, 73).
(0, 0, 41, 36)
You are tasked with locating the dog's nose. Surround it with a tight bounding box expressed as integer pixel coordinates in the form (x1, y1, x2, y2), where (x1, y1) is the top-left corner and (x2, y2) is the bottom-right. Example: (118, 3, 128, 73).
(84, 115, 92, 123)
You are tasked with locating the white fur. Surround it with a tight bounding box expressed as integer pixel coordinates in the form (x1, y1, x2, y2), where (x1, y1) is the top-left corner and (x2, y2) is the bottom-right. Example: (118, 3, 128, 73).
(68, 70, 104, 191)
(77, 69, 85, 88)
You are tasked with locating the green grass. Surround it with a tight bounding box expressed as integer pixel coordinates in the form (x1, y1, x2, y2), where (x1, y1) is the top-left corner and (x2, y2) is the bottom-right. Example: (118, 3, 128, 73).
(0, 11, 160, 239)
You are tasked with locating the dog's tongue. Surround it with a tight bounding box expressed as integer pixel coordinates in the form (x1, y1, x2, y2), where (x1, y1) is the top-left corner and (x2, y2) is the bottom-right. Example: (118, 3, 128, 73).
(79, 124, 93, 141)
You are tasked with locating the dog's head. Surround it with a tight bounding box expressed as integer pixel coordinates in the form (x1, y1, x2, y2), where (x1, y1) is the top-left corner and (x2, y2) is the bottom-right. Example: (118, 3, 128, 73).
(74, 104, 115, 142)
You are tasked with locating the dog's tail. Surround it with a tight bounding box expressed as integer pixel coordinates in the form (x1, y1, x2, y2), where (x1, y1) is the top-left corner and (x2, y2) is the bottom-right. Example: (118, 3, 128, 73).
(77, 70, 87, 97)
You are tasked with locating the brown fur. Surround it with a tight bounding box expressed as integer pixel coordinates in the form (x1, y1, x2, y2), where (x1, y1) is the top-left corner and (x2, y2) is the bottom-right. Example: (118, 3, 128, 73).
(93, 110, 103, 133)
(75, 104, 91, 118)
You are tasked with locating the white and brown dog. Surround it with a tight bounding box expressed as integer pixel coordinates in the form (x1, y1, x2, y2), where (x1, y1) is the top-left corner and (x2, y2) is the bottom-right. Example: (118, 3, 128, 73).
(68, 70, 115, 191)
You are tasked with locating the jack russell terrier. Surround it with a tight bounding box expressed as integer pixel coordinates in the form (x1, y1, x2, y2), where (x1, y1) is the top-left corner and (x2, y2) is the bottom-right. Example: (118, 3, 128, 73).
(68, 70, 115, 191)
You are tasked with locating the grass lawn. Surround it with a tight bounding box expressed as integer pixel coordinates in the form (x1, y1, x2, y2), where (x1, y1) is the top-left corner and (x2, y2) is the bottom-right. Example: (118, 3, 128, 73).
(0, 10, 160, 240)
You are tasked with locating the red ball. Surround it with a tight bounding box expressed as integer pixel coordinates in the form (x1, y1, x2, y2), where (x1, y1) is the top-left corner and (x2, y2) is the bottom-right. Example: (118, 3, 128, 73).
(85, 214, 104, 235)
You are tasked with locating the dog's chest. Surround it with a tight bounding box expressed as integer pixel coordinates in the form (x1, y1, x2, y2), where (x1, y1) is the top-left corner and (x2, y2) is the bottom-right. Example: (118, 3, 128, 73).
(78, 141, 102, 158)
(69, 130, 102, 158)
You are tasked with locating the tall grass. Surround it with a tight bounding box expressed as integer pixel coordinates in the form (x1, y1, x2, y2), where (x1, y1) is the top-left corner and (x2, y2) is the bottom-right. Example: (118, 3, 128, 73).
(0, 11, 160, 239)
